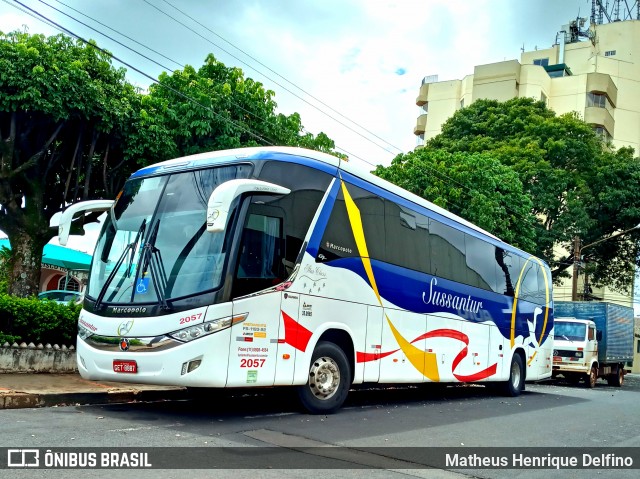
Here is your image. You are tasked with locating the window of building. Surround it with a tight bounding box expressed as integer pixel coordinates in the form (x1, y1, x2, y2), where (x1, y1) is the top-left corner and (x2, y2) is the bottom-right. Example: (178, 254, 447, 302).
(58, 276, 80, 292)
(533, 58, 549, 67)
(420, 103, 428, 114)
(540, 92, 548, 105)
(637, 339, 640, 354)
(587, 92, 607, 108)
(416, 134, 425, 147)
(604, 50, 616, 57)
(460, 98, 465, 109)
(593, 125, 612, 142)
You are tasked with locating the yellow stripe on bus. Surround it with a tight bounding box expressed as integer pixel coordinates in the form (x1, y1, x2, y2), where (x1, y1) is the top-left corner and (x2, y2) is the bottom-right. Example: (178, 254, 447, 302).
(341, 181, 439, 381)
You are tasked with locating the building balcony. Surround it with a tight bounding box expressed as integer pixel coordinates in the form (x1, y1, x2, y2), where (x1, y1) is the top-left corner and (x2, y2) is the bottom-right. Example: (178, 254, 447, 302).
(416, 82, 430, 106)
(584, 107, 615, 136)
(586, 72, 617, 107)
(414, 114, 427, 135)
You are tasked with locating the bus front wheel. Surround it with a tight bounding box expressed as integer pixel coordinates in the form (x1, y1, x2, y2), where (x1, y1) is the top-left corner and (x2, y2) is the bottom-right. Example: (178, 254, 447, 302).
(501, 354, 525, 397)
(297, 341, 351, 414)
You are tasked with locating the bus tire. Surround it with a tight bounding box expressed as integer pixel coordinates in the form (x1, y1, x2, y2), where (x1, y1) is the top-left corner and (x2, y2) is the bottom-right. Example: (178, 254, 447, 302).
(501, 354, 524, 397)
(297, 341, 351, 414)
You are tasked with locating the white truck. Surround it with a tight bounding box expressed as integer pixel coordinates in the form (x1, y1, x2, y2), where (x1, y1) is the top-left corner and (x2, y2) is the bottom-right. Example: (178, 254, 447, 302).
(552, 301, 634, 388)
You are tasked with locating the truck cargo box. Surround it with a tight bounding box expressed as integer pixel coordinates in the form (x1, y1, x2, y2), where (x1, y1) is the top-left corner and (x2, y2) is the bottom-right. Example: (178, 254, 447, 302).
(554, 301, 633, 364)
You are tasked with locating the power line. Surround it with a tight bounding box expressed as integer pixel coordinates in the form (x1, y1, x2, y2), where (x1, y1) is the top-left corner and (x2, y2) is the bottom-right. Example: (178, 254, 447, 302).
(36, 0, 175, 72)
(50, 0, 184, 69)
(8, 0, 372, 166)
(140, 0, 400, 157)
(138, 1, 538, 224)
(3, 0, 524, 215)
(10, 0, 275, 147)
(39, 0, 370, 164)
(4, 1, 543, 227)
(38, 0, 282, 142)
(155, 0, 404, 155)
(2, 0, 58, 31)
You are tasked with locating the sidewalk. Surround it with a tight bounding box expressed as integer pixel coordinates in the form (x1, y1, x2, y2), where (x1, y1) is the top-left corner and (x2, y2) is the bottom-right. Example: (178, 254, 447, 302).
(0, 373, 188, 409)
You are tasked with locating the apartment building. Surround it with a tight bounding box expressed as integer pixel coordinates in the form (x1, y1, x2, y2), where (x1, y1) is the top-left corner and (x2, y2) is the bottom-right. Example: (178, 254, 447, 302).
(414, 19, 640, 154)
(413, 17, 640, 308)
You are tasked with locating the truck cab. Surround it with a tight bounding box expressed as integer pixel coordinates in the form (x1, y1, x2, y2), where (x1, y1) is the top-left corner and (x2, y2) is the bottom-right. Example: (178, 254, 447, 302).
(552, 317, 600, 387)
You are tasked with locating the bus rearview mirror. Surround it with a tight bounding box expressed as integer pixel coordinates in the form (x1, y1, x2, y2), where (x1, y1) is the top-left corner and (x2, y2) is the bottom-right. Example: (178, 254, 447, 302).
(206, 179, 290, 233)
(58, 200, 115, 246)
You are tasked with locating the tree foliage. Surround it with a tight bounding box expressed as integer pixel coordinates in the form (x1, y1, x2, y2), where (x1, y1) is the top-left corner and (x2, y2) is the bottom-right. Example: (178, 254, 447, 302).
(427, 97, 640, 292)
(0, 31, 147, 296)
(145, 54, 338, 157)
(0, 31, 340, 297)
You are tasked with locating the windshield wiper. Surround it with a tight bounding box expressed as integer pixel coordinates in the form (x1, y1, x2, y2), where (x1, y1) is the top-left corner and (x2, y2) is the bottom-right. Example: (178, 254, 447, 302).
(132, 219, 170, 310)
(94, 219, 147, 311)
(126, 219, 146, 278)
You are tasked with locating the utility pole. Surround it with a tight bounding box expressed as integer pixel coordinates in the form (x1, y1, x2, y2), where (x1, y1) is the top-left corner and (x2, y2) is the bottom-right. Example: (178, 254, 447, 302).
(571, 236, 581, 301)
(571, 224, 640, 301)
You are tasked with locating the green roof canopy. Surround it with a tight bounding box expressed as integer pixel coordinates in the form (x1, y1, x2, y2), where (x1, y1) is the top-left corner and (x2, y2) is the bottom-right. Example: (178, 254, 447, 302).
(0, 239, 92, 272)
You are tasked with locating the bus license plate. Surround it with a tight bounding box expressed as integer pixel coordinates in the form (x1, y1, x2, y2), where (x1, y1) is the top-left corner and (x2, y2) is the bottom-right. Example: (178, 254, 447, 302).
(113, 360, 137, 373)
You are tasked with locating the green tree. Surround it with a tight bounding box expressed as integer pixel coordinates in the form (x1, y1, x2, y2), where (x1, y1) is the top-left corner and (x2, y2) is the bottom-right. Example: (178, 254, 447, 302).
(428, 97, 640, 292)
(145, 54, 339, 157)
(374, 149, 537, 252)
(0, 32, 341, 298)
(0, 31, 162, 297)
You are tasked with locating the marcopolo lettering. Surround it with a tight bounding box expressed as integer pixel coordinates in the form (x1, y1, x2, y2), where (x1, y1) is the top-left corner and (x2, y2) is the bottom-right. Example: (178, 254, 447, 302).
(110, 307, 148, 314)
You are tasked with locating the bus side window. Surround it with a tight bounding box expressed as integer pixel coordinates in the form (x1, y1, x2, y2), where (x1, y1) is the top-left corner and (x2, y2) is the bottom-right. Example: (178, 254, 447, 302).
(465, 234, 498, 291)
(258, 161, 332, 269)
(429, 219, 466, 284)
(232, 209, 284, 298)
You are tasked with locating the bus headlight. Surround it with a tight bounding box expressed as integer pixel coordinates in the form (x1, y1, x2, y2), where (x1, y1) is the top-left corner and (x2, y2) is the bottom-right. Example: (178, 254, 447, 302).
(78, 323, 94, 340)
(575, 351, 583, 358)
(168, 313, 248, 342)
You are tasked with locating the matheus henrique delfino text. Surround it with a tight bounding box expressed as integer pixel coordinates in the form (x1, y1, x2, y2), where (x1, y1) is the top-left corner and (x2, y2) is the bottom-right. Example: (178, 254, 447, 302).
(446, 452, 634, 469)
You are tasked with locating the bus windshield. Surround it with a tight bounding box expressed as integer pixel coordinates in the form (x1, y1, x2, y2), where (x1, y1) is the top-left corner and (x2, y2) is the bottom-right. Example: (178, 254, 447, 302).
(87, 165, 251, 305)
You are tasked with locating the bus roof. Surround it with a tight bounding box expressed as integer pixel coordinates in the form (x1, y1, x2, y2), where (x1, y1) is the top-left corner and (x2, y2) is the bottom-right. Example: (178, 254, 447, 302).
(131, 146, 532, 256)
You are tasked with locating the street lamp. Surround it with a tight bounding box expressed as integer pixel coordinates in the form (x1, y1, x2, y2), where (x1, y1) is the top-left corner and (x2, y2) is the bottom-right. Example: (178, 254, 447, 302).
(571, 223, 640, 301)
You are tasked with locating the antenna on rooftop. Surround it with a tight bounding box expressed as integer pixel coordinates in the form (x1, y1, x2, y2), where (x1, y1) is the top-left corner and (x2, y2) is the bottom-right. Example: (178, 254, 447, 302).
(590, 0, 640, 25)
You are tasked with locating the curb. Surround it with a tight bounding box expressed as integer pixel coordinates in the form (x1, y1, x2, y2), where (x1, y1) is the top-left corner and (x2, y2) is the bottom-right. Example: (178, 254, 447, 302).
(0, 388, 189, 409)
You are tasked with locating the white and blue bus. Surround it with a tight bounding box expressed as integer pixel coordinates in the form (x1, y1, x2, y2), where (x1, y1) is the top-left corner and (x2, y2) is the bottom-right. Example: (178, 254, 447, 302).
(60, 146, 553, 414)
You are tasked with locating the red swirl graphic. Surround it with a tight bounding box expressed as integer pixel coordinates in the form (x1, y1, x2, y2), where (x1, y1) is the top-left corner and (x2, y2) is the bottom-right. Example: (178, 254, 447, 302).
(357, 328, 497, 382)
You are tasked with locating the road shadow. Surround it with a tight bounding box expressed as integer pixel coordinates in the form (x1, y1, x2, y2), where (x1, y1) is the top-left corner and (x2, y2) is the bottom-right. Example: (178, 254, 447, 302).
(87, 379, 591, 429)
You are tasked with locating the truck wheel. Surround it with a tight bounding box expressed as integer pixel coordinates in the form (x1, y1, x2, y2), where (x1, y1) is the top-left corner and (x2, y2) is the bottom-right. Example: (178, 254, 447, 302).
(501, 354, 524, 397)
(586, 366, 597, 388)
(297, 341, 351, 414)
(607, 367, 624, 387)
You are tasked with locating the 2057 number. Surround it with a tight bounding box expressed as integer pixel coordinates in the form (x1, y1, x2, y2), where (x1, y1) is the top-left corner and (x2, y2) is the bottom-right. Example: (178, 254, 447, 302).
(179, 313, 203, 325)
(240, 358, 265, 368)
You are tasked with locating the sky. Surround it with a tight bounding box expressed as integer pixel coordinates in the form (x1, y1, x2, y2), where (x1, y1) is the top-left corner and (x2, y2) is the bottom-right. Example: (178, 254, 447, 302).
(0, 0, 592, 167)
(3, 1, 638, 313)
(0, 0, 590, 250)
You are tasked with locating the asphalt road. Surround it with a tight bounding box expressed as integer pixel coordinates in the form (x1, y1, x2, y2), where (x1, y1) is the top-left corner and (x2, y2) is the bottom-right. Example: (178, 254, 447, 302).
(1, 375, 639, 479)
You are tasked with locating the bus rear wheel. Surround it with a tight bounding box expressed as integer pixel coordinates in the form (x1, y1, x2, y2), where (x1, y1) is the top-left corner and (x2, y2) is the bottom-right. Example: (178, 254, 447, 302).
(297, 341, 351, 414)
(501, 354, 524, 397)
